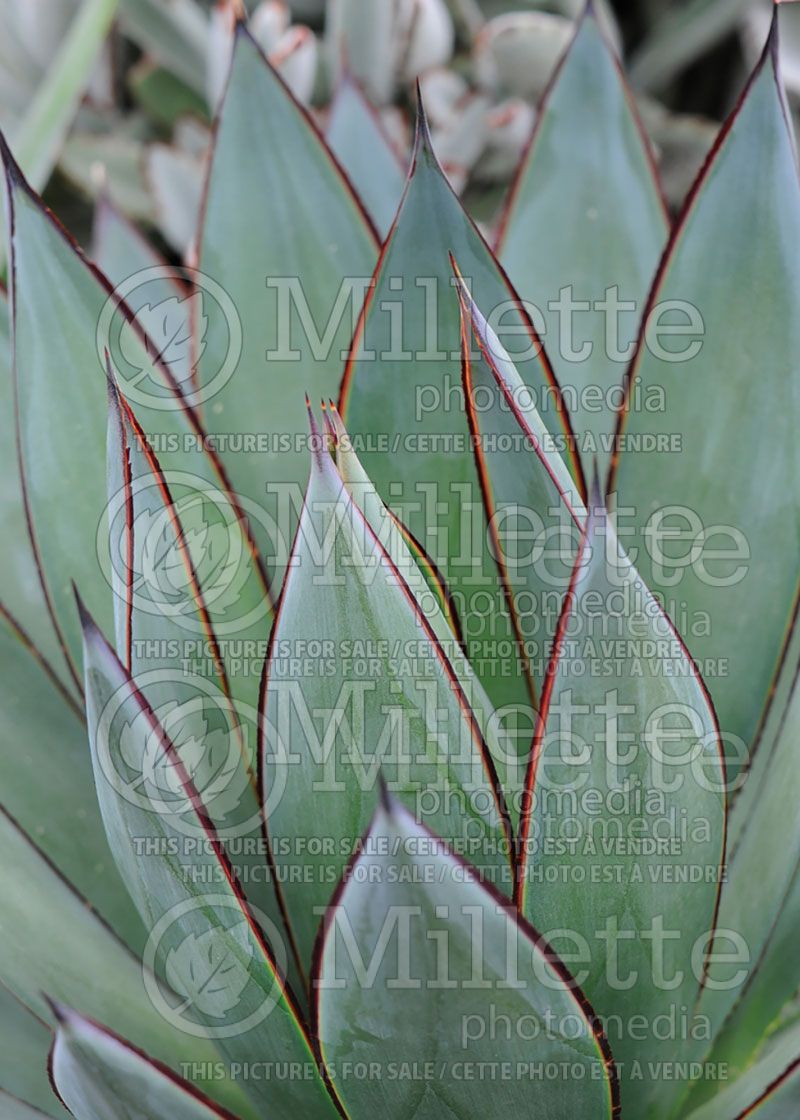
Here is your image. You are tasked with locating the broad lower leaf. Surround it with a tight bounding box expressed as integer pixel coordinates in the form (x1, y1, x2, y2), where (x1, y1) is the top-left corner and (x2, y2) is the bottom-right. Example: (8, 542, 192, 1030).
(315, 795, 618, 1119)
(50, 1005, 242, 1120)
(0, 609, 143, 950)
(326, 76, 407, 239)
(0, 1092, 52, 1120)
(518, 497, 726, 1120)
(261, 430, 513, 967)
(342, 106, 577, 717)
(611, 23, 800, 770)
(197, 25, 378, 591)
(496, 6, 667, 471)
(80, 609, 341, 1120)
(0, 288, 70, 685)
(0, 984, 69, 1118)
(0, 808, 249, 1118)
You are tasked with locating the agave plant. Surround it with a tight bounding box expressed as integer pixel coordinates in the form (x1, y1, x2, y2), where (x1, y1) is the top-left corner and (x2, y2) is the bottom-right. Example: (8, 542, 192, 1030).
(1, 2, 799, 1118)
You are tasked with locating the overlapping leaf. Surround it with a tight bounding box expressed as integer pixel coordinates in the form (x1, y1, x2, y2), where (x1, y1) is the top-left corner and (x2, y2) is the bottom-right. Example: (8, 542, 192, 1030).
(342, 106, 578, 716)
(261, 426, 513, 967)
(0, 809, 248, 1117)
(0, 985, 69, 1118)
(0, 137, 265, 693)
(50, 1005, 243, 1120)
(325, 76, 407, 238)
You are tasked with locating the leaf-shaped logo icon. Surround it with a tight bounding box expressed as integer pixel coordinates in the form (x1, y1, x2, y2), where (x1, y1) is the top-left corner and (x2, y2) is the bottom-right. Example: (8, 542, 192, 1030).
(165, 924, 253, 1018)
(119, 292, 206, 385)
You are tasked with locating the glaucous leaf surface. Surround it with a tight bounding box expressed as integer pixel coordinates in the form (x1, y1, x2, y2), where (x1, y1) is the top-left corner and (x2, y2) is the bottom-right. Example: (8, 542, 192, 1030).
(0, 985, 69, 1118)
(325, 76, 407, 239)
(0, 809, 247, 1117)
(0, 141, 258, 690)
(611, 28, 800, 771)
(0, 1092, 52, 1120)
(686, 1019, 800, 1119)
(316, 797, 618, 1119)
(50, 1005, 242, 1120)
(261, 435, 513, 967)
(519, 500, 725, 1120)
(0, 288, 69, 683)
(197, 26, 378, 590)
(0, 610, 144, 951)
(497, 7, 667, 472)
(698, 630, 800, 1039)
(342, 112, 575, 717)
(457, 281, 585, 739)
(80, 610, 340, 1120)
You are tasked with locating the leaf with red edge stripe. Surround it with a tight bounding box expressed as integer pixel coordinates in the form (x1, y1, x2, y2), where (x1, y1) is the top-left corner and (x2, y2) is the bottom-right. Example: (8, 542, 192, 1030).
(0, 133, 266, 695)
(314, 793, 619, 1120)
(196, 24, 378, 597)
(105, 378, 302, 995)
(341, 99, 581, 719)
(610, 13, 800, 773)
(79, 606, 341, 1120)
(518, 490, 725, 1120)
(496, 4, 667, 472)
(49, 1003, 245, 1120)
(260, 416, 514, 971)
(455, 273, 586, 745)
(686, 1019, 800, 1119)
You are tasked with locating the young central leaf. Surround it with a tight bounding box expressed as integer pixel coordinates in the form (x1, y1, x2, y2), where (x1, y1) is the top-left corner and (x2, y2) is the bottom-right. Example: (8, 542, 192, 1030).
(261, 437, 513, 967)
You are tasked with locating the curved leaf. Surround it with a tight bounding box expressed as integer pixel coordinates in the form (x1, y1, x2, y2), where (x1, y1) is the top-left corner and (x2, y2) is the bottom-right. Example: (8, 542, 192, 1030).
(50, 1004, 243, 1120)
(79, 608, 341, 1120)
(0, 136, 264, 690)
(497, 7, 667, 471)
(518, 496, 726, 1120)
(315, 794, 618, 1120)
(0, 1092, 53, 1120)
(261, 428, 513, 967)
(0, 607, 144, 950)
(686, 1020, 800, 1119)
(610, 19, 800, 769)
(0, 808, 249, 1118)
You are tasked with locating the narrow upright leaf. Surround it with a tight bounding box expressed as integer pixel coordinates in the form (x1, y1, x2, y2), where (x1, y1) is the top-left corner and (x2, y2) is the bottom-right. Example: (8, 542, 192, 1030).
(80, 609, 341, 1120)
(497, 6, 667, 471)
(611, 20, 800, 768)
(197, 26, 378, 589)
(261, 430, 513, 966)
(342, 105, 578, 717)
